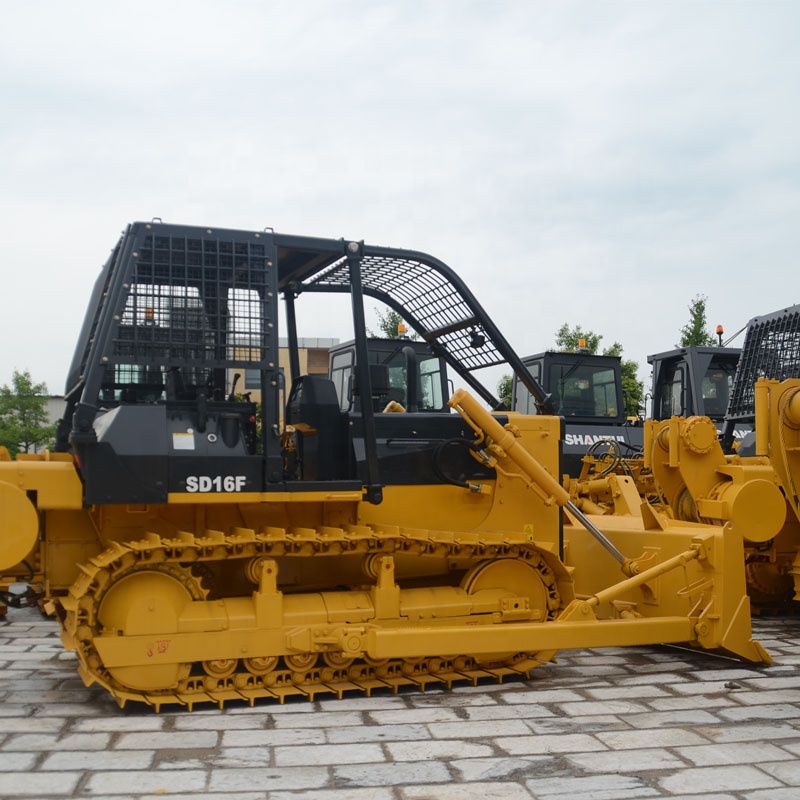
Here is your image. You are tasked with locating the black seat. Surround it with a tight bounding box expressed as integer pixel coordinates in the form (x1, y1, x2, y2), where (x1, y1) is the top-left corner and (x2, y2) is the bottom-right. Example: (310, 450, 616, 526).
(285, 375, 350, 480)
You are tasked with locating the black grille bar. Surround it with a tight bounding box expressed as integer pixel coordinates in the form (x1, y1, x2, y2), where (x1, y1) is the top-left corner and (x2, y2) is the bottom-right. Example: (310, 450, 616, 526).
(728, 305, 800, 420)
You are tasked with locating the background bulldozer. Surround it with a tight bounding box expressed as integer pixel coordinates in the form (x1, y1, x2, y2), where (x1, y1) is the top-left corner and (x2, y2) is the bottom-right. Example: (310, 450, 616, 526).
(570, 304, 800, 609)
(0, 222, 769, 710)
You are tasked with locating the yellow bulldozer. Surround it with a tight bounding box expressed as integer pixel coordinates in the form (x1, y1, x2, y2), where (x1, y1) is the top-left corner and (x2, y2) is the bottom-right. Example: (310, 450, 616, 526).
(0, 222, 770, 710)
(570, 304, 800, 609)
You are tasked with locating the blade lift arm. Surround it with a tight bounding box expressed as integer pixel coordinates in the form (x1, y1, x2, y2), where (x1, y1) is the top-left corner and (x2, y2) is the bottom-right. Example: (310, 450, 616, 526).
(449, 389, 630, 571)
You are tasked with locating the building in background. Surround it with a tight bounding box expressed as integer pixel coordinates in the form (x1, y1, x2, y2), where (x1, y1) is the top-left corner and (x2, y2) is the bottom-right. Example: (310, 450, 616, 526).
(234, 337, 338, 405)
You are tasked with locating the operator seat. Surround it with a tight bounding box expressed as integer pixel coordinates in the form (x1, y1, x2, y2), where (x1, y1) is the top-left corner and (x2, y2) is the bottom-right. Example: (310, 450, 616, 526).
(285, 375, 349, 480)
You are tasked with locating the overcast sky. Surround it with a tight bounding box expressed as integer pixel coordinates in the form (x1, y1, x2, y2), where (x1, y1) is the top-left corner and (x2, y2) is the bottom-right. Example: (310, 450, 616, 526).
(2, 0, 799, 400)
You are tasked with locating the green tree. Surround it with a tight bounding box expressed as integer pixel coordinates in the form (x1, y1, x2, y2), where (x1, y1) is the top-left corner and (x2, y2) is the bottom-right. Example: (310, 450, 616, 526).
(554, 323, 602, 354)
(0, 370, 55, 456)
(497, 374, 513, 409)
(678, 294, 716, 347)
(603, 342, 645, 419)
(556, 324, 644, 418)
(369, 308, 416, 339)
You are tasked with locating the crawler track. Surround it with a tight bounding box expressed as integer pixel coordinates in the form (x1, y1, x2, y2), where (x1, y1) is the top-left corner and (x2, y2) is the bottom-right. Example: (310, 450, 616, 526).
(60, 524, 566, 710)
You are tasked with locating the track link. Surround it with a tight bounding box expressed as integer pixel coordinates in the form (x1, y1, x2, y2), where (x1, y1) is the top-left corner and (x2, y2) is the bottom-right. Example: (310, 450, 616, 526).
(60, 523, 564, 710)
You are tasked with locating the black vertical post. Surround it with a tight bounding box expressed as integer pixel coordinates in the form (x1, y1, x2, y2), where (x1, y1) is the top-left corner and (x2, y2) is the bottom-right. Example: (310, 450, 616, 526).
(346, 241, 383, 504)
(284, 289, 301, 387)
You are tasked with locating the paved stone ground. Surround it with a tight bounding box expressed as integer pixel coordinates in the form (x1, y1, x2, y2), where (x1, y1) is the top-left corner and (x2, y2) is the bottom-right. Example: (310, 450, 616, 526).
(1, 606, 800, 799)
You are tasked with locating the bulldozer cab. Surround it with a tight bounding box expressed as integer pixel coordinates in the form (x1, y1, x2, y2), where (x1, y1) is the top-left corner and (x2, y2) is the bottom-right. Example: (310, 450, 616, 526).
(511, 352, 642, 476)
(328, 338, 450, 413)
(57, 222, 548, 506)
(513, 352, 626, 421)
(648, 346, 740, 422)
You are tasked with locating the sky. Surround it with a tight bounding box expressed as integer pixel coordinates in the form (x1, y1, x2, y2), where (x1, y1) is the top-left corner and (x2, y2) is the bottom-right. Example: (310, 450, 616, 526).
(2, 0, 799, 400)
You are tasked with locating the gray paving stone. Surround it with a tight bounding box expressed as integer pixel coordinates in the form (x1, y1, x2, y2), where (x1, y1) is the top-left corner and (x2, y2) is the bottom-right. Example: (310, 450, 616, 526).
(597, 728, 709, 749)
(270, 710, 364, 728)
(495, 688, 586, 704)
(496, 732, 608, 755)
(584, 684, 672, 700)
(675, 741, 795, 766)
(658, 765, 783, 794)
(407, 690, 499, 707)
(693, 721, 800, 742)
(270, 791, 395, 800)
(646, 694, 736, 711)
(459, 702, 553, 721)
(732, 688, 800, 704)
(0, 751, 37, 770)
(222, 727, 327, 747)
(746, 790, 800, 800)
(314, 694, 408, 711)
(70, 716, 166, 732)
(368, 706, 461, 724)
(206, 746, 273, 767)
(0, 771, 82, 797)
(387, 739, 495, 762)
(27, 703, 108, 717)
(527, 713, 628, 734)
(426, 718, 532, 738)
(757, 759, 800, 785)
(716, 702, 800, 722)
(616, 671, 692, 686)
(173, 711, 273, 729)
(555, 699, 651, 716)
(40, 748, 154, 771)
(0, 718, 64, 734)
(450, 755, 552, 782)
(274, 742, 385, 766)
(114, 730, 219, 750)
(618, 708, 722, 727)
(691, 667, 768, 681)
(739, 675, 800, 690)
(778, 740, 800, 757)
(334, 760, 450, 786)
(567, 747, 688, 773)
(141, 795, 266, 800)
(525, 773, 660, 799)
(327, 722, 430, 743)
(86, 768, 209, 794)
(404, 780, 535, 798)
(207, 765, 330, 792)
(647, 796, 736, 800)
(1, 732, 110, 751)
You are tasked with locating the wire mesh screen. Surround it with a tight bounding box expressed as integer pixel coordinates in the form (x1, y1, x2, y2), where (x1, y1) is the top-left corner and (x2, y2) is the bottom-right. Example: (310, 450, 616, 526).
(308, 253, 504, 371)
(102, 226, 277, 401)
(728, 306, 800, 418)
(112, 229, 275, 365)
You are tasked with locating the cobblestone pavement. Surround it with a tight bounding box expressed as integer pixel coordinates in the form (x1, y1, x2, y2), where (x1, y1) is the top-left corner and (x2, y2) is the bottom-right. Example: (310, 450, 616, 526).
(1, 607, 800, 800)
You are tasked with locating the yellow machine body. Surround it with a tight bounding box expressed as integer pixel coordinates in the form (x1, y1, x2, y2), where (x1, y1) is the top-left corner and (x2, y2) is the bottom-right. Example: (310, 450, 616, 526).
(0, 389, 768, 710)
(571, 377, 800, 607)
(0, 221, 773, 710)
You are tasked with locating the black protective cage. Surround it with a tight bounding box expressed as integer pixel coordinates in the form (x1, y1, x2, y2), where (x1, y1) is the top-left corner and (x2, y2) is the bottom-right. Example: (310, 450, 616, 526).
(57, 221, 548, 501)
(720, 304, 800, 451)
(726, 305, 800, 420)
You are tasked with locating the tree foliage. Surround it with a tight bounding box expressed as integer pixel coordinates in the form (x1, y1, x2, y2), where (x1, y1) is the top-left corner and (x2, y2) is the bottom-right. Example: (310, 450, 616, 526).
(556, 324, 644, 418)
(369, 308, 417, 339)
(678, 294, 717, 347)
(0, 370, 55, 456)
(497, 374, 513, 409)
(554, 323, 602, 354)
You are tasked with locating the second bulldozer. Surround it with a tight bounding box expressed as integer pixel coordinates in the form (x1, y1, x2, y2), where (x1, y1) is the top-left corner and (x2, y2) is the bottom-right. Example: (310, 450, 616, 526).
(570, 304, 800, 608)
